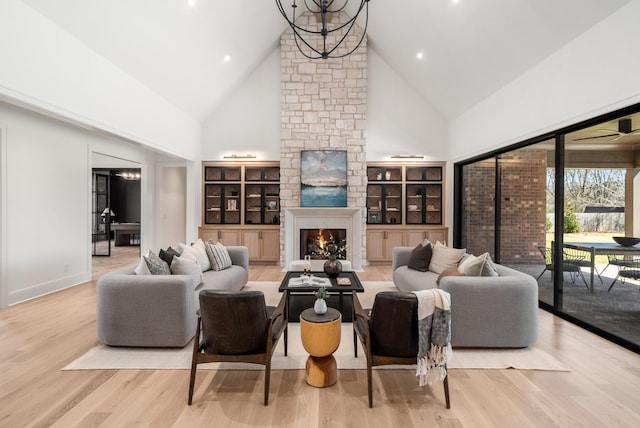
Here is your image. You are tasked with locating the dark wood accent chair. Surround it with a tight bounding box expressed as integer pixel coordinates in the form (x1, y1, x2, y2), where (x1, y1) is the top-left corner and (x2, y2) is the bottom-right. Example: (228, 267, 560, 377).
(352, 291, 450, 409)
(188, 290, 288, 406)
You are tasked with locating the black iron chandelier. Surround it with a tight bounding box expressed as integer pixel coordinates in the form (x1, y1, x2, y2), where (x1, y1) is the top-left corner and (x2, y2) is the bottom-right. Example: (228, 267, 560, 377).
(276, 0, 369, 60)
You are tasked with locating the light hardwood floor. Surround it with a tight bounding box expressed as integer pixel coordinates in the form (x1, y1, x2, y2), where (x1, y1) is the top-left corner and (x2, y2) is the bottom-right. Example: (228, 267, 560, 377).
(1, 248, 640, 427)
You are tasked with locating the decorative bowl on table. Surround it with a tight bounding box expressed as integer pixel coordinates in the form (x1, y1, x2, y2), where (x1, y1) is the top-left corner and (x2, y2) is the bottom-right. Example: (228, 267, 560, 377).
(613, 236, 640, 246)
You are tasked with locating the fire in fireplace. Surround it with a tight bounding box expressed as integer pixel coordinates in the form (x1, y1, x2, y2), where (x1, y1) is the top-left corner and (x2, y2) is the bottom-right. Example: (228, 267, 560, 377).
(300, 228, 347, 260)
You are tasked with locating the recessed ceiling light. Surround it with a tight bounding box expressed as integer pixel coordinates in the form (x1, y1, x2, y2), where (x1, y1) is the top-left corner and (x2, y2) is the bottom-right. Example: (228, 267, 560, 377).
(416, 52, 424, 60)
(187, 0, 196, 7)
(223, 55, 231, 63)
(452, 0, 460, 4)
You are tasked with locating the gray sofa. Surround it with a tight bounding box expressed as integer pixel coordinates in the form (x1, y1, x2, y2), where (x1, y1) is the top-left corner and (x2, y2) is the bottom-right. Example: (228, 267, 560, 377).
(96, 246, 249, 347)
(392, 247, 538, 348)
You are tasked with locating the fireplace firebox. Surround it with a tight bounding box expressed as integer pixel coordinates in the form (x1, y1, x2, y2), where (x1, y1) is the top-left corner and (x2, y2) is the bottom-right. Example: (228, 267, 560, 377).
(300, 228, 347, 260)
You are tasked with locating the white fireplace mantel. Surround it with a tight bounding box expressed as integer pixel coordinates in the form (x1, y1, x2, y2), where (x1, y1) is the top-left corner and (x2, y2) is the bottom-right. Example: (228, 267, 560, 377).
(284, 207, 363, 270)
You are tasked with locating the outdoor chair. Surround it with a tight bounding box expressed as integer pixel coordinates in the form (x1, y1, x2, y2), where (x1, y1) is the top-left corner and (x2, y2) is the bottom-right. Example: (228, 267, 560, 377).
(537, 247, 588, 288)
(600, 254, 638, 277)
(607, 257, 640, 292)
(188, 290, 288, 406)
(352, 291, 450, 409)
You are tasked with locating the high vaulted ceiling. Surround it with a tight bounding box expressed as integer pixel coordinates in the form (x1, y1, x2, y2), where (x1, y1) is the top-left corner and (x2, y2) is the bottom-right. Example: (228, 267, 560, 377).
(22, 0, 631, 121)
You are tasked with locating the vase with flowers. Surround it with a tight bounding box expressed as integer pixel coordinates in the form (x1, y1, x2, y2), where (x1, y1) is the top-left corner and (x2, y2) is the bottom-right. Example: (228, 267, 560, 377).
(313, 286, 330, 315)
(323, 243, 343, 278)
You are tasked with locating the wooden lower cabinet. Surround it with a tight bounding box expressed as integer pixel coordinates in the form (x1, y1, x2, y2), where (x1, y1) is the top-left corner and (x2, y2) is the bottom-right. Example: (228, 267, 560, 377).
(366, 230, 404, 262)
(404, 228, 448, 246)
(366, 227, 449, 263)
(242, 229, 280, 262)
(199, 228, 241, 246)
(199, 227, 280, 263)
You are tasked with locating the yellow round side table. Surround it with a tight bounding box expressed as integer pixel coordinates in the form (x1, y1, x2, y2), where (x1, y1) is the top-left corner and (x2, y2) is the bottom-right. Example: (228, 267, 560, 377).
(299, 307, 342, 387)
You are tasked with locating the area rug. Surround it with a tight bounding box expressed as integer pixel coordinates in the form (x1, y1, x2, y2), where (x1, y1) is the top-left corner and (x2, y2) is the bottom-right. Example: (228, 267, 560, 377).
(63, 281, 569, 372)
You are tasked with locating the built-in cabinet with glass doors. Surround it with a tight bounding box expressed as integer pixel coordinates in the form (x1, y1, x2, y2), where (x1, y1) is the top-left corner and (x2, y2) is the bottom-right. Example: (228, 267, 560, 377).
(366, 162, 448, 262)
(200, 162, 280, 263)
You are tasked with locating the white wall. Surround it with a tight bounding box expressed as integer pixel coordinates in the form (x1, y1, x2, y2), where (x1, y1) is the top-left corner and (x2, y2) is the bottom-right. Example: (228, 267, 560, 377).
(0, 0, 201, 161)
(156, 164, 187, 248)
(0, 102, 169, 306)
(202, 49, 281, 161)
(450, 0, 640, 163)
(367, 48, 448, 162)
(201, 46, 449, 163)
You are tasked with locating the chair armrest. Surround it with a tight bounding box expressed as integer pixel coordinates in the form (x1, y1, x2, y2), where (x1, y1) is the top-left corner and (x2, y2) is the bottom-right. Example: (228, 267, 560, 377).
(226, 246, 249, 271)
(352, 291, 370, 343)
(269, 290, 288, 339)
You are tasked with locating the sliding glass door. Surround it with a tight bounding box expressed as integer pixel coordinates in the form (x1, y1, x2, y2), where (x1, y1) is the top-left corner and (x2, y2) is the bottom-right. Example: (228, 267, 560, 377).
(455, 105, 640, 353)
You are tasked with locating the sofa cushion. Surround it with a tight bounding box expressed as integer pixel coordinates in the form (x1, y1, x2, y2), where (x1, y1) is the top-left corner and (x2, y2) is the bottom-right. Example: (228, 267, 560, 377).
(159, 247, 180, 267)
(437, 266, 464, 284)
(191, 239, 212, 271)
(179, 243, 211, 272)
(134, 256, 151, 275)
(206, 242, 232, 271)
(461, 252, 499, 277)
(170, 255, 203, 288)
(144, 251, 171, 275)
(392, 266, 439, 292)
(429, 241, 466, 274)
(407, 242, 433, 272)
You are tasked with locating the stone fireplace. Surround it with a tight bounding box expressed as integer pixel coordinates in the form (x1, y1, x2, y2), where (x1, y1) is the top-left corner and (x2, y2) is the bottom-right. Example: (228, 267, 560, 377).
(284, 208, 363, 270)
(279, 12, 368, 268)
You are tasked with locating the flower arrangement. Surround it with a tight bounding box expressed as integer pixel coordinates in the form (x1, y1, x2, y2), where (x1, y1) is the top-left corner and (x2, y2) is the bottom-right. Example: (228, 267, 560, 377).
(313, 286, 330, 300)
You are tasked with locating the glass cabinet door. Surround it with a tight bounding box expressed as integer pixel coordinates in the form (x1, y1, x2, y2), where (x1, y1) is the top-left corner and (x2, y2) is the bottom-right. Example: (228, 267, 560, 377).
(205, 183, 240, 224)
(367, 183, 402, 224)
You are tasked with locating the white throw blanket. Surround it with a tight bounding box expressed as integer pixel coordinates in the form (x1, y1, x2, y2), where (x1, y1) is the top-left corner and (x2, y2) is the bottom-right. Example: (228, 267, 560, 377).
(412, 289, 452, 386)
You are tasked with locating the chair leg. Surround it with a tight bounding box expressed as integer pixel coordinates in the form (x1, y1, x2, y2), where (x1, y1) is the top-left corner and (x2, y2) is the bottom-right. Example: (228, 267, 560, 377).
(607, 277, 619, 293)
(577, 269, 588, 289)
(367, 360, 373, 408)
(536, 268, 548, 281)
(354, 330, 358, 358)
(188, 359, 198, 405)
(443, 372, 451, 409)
(264, 361, 271, 406)
(284, 326, 288, 357)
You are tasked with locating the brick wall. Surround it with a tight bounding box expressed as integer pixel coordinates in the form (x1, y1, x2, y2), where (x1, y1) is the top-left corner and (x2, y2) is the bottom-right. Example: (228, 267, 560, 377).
(279, 12, 368, 265)
(463, 150, 547, 264)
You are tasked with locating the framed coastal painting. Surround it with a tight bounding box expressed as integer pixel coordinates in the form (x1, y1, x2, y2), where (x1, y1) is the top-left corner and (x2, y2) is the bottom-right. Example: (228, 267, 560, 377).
(300, 150, 347, 207)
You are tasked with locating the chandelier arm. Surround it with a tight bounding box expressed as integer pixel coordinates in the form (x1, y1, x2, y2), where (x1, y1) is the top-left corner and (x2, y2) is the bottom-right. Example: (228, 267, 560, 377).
(321, 0, 368, 34)
(292, 27, 325, 58)
(325, 5, 367, 58)
(277, 0, 326, 35)
(303, 0, 323, 14)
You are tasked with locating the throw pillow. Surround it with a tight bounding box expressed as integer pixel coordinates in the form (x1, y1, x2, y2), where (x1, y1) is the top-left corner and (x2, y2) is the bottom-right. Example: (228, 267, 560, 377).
(144, 251, 171, 275)
(134, 256, 151, 275)
(191, 239, 212, 271)
(407, 242, 433, 272)
(170, 255, 203, 289)
(178, 243, 210, 272)
(461, 252, 499, 277)
(159, 247, 180, 267)
(457, 253, 476, 273)
(206, 242, 232, 271)
(437, 266, 465, 284)
(428, 241, 466, 274)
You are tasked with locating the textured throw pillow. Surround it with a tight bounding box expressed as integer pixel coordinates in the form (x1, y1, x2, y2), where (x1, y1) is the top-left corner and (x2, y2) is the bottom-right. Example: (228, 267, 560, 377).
(170, 255, 203, 289)
(461, 252, 499, 277)
(178, 243, 211, 272)
(144, 251, 171, 275)
(457, 253, 476, 273)
(429, 241, 466, 274)
(134, 256, 151, 275)
(407, 242, 433, 272)
(206, 242, 232, 271)
(437, 266, 465, 284)
(191, 239, 212, 271)
(159, 247, 180, 267)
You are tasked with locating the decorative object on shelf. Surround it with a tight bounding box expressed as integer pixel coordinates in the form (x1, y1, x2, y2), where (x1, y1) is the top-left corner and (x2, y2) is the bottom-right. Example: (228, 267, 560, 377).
(313, 287, 330, 314)
(276, 0, 369, 60)
(101, 208, 115, 223)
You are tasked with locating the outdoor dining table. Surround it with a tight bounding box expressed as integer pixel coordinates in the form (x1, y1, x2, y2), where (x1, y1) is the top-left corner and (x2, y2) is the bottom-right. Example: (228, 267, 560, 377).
(563, 242, 640, 293)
